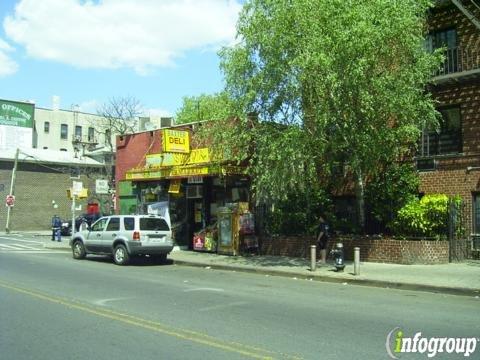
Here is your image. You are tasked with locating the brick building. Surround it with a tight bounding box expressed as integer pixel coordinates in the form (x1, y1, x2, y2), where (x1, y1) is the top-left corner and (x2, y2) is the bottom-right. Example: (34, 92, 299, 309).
(0, 148, 107, 231)
(419, 1, 480, 236)
(115, 124, 251, 251)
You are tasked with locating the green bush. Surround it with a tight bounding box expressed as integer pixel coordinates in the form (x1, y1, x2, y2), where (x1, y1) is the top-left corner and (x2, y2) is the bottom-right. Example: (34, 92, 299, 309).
(264, 188, 332, 236)
(365, 163, 419, 233)
(392, 194, 454, 238)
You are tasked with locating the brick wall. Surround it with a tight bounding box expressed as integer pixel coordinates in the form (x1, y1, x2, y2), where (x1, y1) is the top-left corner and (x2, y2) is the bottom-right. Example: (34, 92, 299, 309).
(115, 130, 163, 186)
(260, 235, 452, 264)
(0, 162, 106, 231)
(421, 4, 480, 235)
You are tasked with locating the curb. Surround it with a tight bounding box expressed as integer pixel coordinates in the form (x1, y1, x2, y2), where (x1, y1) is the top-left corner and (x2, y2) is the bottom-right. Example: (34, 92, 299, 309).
(172, 260, 480, 298)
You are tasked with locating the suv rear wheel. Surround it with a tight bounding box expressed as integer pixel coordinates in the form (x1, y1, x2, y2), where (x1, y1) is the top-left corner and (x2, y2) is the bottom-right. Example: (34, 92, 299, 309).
(113, 244, 130, 265)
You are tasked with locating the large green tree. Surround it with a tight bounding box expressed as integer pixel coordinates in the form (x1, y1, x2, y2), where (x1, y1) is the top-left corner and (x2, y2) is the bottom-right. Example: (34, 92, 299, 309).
(175, 92, 237, 124)
(204, 0, 442, 230)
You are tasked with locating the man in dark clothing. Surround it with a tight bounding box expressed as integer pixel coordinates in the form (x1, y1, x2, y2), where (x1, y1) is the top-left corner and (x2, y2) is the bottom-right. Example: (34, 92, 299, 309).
(316, 215, 330, 264)
(51, 215, 62, 241)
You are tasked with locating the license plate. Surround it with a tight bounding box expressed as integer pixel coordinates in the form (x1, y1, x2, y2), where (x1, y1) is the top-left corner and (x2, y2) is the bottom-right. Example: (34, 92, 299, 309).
(148, 236, 165, 243)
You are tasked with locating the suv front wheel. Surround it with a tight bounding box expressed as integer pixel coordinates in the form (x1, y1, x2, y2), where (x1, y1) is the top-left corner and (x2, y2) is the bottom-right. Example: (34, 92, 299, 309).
(113, 244, 130, 265)
(72, 240, 86, 260)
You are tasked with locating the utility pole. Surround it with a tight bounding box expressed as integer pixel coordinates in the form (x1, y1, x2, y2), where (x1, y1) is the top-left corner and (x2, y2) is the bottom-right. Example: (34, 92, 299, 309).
(71, 192, 76, 240)
(5, 148, 20, 234)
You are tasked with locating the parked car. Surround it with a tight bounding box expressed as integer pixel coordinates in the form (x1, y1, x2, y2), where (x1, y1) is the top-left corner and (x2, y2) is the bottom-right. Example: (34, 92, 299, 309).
(69, 214, 174, 265)
(61, 213, 102, 236)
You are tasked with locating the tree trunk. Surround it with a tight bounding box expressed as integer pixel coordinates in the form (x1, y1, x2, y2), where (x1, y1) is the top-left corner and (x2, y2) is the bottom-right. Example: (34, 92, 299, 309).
(354, 169, 366, 232)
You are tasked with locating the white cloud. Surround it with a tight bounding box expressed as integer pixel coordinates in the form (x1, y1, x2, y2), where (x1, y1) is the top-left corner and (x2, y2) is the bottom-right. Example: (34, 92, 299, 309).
(144, 108, 172, 117)
(78, 99, 101, 114)
(0, 39, 18, 76)
(3, 0, 241, 74)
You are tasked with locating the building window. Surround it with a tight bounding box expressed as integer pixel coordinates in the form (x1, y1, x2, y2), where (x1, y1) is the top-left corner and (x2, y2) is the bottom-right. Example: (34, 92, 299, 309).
(61, 124, 68, 140)
(105, 129, 111, 145)
(419, 106, 462, 157)
(88, 127, 95, 142)
(60, 148, 67, 152)
(426, 28, 458, 74)
(75, 126, 82, 141)
(44, 121, 50, 133)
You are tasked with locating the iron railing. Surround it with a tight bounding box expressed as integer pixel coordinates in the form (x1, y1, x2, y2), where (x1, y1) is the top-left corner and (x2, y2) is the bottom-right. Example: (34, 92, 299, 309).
(434, 46, 480, 76)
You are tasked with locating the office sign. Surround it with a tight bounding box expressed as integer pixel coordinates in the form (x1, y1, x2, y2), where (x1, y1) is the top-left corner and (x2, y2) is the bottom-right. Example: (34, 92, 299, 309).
(0, 99, 34, 128)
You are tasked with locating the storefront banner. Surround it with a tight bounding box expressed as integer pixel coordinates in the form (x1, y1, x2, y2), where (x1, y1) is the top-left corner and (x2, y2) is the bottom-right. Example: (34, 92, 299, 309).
(146, 148, 210, 167)
(169, 166, 210, 177)
(0, 99, 34, 128)
(126, 164, 246, 180)
(162, 129, 190, 153)
(126, 169, 169, 180)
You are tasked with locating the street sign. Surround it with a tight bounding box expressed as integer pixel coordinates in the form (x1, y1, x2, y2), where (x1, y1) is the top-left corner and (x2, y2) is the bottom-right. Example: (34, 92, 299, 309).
(5, 194, 15, 207)
(72, 181, 83, 195)
(95, 179, 109, 194)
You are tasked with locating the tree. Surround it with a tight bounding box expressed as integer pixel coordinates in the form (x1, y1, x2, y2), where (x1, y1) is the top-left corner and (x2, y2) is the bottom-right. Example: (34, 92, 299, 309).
(175, 92, 237, 124)
(96, 96, 142, 153)
(93, 96, 143, 214)
(206, 0, 442, 230)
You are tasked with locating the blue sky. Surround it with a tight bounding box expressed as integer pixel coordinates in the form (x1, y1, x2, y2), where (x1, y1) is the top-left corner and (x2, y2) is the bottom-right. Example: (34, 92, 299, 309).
(0, 0, 242, 117)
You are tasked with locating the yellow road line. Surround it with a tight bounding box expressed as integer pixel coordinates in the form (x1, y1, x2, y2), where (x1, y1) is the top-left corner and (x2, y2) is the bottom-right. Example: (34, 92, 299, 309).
(0, 280, 302, 360)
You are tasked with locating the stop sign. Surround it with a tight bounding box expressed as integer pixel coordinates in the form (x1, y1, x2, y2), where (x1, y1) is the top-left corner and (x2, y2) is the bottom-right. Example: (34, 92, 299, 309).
(5, 194, 15, 207)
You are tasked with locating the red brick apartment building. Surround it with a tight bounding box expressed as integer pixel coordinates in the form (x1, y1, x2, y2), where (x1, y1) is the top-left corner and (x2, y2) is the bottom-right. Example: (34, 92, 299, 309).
(419, 0, 480, 236)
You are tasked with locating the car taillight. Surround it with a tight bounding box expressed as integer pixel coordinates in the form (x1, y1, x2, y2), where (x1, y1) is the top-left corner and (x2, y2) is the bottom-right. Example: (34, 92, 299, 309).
(133, 231, 140, 241)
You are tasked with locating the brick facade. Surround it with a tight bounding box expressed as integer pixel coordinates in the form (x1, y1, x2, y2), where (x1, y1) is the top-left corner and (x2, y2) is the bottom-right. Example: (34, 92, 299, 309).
(260, 235, 453, 265)
(419, 4, 480, 235)
(0, 162, 107, 231)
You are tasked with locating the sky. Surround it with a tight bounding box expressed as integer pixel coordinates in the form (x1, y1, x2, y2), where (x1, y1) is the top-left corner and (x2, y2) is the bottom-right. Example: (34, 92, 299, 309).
(0, 0, 242, 117)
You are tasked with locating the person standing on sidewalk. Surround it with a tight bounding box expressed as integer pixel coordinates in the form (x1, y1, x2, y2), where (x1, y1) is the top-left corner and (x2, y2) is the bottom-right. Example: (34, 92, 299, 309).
(51, 215, 62, 242)
(316, 215, 330, 264)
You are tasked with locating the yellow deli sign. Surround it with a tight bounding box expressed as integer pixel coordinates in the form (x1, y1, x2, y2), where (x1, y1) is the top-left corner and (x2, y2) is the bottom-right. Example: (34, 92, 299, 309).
(162, 129, 190, 153)
(146, 148, 210, 167)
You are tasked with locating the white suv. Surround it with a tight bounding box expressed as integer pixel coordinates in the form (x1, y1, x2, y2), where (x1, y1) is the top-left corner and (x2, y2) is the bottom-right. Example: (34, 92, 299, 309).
(69, 215, 174, 265)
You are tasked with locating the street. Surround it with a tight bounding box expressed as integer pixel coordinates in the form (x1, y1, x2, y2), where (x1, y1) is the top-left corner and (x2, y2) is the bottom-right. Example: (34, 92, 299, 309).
(0, 234, 479, 360)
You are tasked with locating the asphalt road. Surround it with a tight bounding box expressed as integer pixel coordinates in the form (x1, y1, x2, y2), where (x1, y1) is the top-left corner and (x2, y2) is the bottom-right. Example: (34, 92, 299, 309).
(0, 234, 479, 360)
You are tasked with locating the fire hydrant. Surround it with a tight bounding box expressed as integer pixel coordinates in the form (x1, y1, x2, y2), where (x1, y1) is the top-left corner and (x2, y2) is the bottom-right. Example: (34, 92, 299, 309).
(330, 242, 345, 272)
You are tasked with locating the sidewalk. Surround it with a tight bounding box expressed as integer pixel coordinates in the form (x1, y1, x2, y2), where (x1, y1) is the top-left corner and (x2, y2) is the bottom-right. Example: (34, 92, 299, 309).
(19, 231, 480, 297)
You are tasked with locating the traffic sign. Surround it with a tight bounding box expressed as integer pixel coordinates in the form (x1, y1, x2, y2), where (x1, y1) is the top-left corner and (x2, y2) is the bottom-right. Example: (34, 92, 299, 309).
(5, 194, 15, 207)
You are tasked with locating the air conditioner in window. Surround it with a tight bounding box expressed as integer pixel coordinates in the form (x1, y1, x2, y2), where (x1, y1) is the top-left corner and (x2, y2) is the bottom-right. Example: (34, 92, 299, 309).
(186, 185, 203, 199)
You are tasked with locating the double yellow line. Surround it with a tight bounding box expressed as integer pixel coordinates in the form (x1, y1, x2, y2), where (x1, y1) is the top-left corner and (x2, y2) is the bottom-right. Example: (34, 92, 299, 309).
(0, 280, 302, 360)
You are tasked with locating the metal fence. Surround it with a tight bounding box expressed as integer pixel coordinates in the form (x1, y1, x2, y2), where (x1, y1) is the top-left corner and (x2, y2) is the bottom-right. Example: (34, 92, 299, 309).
(434, 46, 480, 77)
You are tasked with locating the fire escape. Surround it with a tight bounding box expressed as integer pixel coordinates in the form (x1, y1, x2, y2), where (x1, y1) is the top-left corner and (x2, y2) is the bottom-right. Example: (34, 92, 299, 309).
(432, 0, 480, 84)
(71, 105, 98, 159)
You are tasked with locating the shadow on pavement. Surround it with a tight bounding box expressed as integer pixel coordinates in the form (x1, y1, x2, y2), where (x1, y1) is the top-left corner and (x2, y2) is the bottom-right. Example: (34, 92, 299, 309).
(82, 255, 174, 267)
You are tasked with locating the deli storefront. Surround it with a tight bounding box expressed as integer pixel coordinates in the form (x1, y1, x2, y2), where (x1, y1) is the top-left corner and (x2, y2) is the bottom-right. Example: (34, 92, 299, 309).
(117, 128, 257, 255)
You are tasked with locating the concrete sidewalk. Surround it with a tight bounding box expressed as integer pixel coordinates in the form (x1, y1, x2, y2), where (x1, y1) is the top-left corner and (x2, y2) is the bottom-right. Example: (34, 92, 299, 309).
(15, 231, 480, 297)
